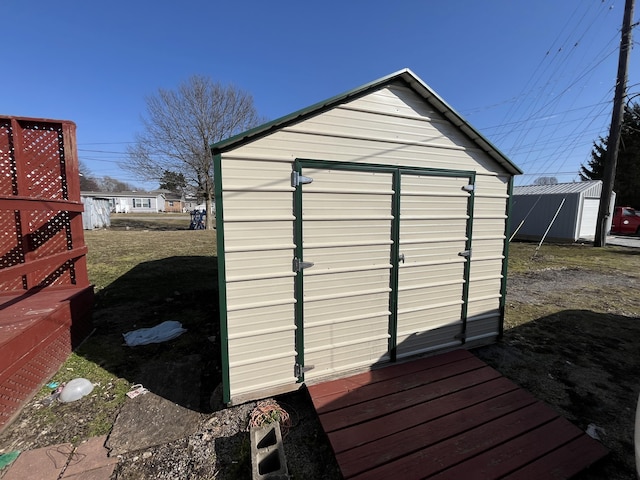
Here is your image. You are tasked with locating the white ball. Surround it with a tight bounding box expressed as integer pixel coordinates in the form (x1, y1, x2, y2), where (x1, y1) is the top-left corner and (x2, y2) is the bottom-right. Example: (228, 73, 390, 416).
(59, 378, 94, 403)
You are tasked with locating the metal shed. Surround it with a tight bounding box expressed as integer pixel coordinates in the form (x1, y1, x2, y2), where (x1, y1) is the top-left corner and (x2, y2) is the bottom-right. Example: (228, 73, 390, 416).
(81, 195, 111, 229)
(211, 69, 522, 405)
(510, 180, 615, 242)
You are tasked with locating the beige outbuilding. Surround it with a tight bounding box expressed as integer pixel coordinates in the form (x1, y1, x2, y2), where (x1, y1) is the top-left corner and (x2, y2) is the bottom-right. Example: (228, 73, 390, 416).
(211, 69, 522, 405)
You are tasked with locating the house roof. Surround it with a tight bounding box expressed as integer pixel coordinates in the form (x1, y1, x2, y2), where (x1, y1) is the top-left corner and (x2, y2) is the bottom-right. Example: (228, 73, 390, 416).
(514, 180, 603, 196)
(210, 68, 522, 175)
(81, 191, 165, 198)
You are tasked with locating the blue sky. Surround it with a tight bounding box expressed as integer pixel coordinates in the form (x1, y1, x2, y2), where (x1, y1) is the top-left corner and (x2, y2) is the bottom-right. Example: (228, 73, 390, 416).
(3, 0, 638, 188)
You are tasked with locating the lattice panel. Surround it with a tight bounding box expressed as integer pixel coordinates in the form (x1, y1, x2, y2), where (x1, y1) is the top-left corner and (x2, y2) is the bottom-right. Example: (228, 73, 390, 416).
(0, 211, 25, 291)
(26, 209, 75, 287)
(0, 324, 72, 428)
(27, 210, 73, 259)
(20, 122, 67, 200)
(0, 120, 17, 196)
(0, 116, 87, 292)
(32, 260, 76, 288)
(0, 211, 23, 268)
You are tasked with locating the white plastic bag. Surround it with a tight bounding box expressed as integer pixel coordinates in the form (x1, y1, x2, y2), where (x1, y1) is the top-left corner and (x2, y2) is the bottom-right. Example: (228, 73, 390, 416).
(123, 320, 187, 347)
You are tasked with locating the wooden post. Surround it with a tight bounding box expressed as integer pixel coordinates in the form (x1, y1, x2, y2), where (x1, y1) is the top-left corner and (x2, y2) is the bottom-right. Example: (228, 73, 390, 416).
(595, 0, 635, 247)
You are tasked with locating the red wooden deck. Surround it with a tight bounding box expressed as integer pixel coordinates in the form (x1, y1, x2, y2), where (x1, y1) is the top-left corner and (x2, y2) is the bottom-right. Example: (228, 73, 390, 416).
(307, 349, 608, 479)
(0, 116, 93, 432)
(0, 286, 94, 430)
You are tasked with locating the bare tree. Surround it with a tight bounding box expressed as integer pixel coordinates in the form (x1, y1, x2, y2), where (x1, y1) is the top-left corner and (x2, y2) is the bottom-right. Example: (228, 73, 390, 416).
(124, 75, 262, 229)
(100, 176, 135, 193)
(78, 160, 101, 191)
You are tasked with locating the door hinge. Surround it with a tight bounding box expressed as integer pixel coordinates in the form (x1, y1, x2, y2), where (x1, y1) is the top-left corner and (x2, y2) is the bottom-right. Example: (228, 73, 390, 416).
(293, 257, 314, 272)
(291, 171, 314, 187)
(458, 249, 472, 258)
(295, 363, 314, 377)
(462, 184, 475, 192)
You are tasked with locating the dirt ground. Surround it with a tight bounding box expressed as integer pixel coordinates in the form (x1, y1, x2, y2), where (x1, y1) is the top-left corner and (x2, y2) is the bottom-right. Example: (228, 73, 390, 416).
(476, 266, 640, 480)
(0, 245, 639, 479)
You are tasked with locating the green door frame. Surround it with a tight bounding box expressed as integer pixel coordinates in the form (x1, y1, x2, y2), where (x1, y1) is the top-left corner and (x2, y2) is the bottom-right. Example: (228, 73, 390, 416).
(293, 159, 475, 381)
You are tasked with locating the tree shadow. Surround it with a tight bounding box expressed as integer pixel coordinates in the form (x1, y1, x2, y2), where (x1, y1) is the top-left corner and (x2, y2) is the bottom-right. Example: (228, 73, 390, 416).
(109, 219, 191, 231)
(77, 255, 219, 413)
(606, 246, 640, 256)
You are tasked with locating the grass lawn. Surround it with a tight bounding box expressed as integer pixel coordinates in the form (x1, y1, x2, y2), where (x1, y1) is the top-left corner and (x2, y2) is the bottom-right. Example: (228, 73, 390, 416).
(0, 216, 218, 447)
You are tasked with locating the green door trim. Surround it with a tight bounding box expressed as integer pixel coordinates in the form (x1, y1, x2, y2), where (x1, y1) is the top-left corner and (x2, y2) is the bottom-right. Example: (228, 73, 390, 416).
(499, 176, 515, 338)
(293, 158, 476, 378)
(388, 170, 401, 362)
(459, 172, 476, 343)
(213, 153, 232, 405)
(292, 159, 305, 382)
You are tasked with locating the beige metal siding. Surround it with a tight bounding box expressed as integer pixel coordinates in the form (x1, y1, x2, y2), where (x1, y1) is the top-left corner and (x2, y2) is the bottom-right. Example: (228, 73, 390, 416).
(396, 174, 470, 357)
(300, 168, 393, 380)
(230, 86, 505, 176)
(465, 175, 509, 342)
(220, 81, 512, 402)
(221, 157, 298, 399)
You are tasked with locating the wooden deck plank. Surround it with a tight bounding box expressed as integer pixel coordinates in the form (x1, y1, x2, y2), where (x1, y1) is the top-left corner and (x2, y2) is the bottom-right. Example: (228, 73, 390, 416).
(506, 434, 609, 479)
(308, 349, 609, 480)
(337, 388, 539, 478)
(319, 365, 501, 433)
(329, 376, 523, 454)
(313, 354, 487, 415)
(426, 417, 584, 480)
(346, 402, 558, 480)
(307, 349, 473, 409)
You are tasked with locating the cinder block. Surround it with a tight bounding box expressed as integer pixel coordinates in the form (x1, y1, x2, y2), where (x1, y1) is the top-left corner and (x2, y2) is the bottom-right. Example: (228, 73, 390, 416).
(250, 421, 289, 480)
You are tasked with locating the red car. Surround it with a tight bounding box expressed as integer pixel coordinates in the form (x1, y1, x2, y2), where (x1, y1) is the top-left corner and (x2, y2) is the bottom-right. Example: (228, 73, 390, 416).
(611, 206, 640, 234)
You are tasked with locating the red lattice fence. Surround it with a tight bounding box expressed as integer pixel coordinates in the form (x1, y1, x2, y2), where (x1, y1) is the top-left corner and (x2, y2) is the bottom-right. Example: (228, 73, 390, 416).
(0, 116, 93, 431)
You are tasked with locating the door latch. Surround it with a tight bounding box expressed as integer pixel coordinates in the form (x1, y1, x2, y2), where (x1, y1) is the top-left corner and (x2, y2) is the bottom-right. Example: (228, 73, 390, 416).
(398, 253, 405, 263)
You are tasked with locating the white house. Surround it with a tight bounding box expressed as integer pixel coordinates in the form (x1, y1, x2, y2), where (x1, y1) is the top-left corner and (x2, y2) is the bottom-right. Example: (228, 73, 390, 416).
(81, 191, 166, 213)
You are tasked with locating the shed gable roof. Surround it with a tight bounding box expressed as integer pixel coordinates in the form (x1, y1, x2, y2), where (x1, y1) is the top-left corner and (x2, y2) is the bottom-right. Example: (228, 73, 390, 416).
(211, 68, 522, 175)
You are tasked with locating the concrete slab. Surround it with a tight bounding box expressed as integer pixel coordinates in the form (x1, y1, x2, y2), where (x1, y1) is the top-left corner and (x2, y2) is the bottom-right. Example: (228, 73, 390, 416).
(106, 392, 202, 456)
(607, 235, 640, 248)
(2, 443, 72, 480)
(62, 435, 118, 478)
(61, 464, 117, 480)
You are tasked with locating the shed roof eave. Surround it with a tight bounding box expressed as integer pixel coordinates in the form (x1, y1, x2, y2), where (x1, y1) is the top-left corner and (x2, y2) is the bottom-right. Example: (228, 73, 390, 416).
(210, 69, 522, 176)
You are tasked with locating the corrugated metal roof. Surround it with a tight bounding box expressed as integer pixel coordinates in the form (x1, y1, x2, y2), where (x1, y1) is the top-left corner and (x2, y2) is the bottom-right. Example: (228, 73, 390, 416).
(210, 69, 522, 176)
(513, 180, 602, 197)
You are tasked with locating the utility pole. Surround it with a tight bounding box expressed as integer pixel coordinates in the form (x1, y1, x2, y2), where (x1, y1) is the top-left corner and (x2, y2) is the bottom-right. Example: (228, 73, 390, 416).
(595, 0, 635, 247)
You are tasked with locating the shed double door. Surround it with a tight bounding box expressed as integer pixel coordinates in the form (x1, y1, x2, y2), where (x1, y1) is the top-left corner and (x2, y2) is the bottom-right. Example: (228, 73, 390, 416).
(294, 162, 474, 382)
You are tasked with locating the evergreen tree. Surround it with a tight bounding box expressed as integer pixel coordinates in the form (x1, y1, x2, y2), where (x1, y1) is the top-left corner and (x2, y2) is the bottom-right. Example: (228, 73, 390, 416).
(159, 170, 187, 196)
(580, 102, 640, 207)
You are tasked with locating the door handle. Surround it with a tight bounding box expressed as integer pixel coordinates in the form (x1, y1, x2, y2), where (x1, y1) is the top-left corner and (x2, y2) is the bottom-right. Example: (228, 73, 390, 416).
(398, 253, 405, 264)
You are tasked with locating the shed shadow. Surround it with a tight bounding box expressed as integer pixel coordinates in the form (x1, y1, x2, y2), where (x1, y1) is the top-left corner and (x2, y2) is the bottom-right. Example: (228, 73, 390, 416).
(76, 255, 220, 413)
